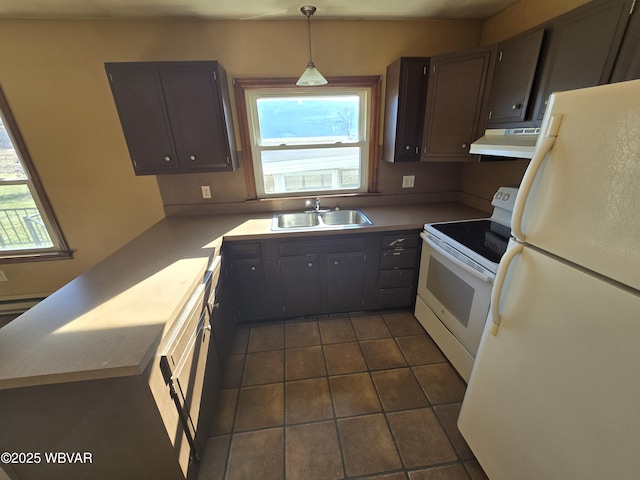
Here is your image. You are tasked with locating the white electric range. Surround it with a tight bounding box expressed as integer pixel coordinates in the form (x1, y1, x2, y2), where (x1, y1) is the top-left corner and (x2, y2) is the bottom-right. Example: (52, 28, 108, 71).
(414, 187, 518, 382)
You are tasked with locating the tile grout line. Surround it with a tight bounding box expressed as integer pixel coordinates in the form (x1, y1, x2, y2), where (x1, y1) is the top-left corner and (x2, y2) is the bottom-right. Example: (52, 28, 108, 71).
(321, 320, 351, 480)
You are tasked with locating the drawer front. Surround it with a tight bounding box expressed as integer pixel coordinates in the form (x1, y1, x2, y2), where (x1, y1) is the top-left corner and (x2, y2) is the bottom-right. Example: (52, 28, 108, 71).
(380, 232, 420, 249)
(378, 269, 416, 289)
(376, 287, 416, 308)
(379, 248, 419, 269)
(225, 242, 261, 257)
(279, 236, 365, 256)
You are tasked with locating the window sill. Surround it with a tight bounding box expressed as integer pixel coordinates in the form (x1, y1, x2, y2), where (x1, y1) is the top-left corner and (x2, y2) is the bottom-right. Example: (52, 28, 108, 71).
(0, 250, 73, 264)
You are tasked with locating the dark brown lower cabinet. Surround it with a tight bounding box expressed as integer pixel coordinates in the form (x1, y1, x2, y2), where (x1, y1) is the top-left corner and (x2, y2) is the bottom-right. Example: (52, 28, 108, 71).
(222, 230, 421, 323)
(280, 254, 323, 317)
(278, 235, 366, 317)
(370, 230, 421, 310)
(326, 251, 366, 313)
(224, 241, 283, 323)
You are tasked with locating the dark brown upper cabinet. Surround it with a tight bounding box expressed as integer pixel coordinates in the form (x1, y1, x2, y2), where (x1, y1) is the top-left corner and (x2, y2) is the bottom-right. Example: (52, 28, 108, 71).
(105, 61, 238, 176)
(382, 57, 430, 162)
(486, 29, 544, 126)
(611, 0, 640, 82)
(532, 0, 634, 121)
(421, 47, 494, 162)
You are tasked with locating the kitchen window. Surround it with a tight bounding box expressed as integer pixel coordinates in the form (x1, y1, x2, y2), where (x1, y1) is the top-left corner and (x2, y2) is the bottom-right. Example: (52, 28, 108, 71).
(0, 86, 70, 262)
(235, 77, 381, 199)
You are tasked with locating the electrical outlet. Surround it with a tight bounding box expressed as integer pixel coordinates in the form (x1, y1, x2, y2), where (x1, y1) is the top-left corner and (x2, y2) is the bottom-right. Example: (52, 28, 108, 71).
(0, 270, 7, 282)
(402, 175, 415, 188)
(201, 186, 212, 199)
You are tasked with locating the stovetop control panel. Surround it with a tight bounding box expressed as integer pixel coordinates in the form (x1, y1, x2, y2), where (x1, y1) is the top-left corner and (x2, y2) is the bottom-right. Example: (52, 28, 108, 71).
(491, 187, 519, 212)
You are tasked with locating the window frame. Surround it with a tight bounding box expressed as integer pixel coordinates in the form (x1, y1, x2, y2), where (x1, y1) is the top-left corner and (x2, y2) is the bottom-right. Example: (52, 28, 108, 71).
(0, 85, 71, 263)
(234, 76, 381, 200)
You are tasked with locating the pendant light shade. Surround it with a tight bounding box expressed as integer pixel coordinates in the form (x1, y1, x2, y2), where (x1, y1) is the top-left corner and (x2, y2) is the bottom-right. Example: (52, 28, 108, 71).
(296, 5, 328, 86)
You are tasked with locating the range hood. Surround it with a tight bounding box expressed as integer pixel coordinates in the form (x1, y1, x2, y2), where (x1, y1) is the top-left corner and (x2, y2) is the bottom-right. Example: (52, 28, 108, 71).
(470, 128, 540, 159)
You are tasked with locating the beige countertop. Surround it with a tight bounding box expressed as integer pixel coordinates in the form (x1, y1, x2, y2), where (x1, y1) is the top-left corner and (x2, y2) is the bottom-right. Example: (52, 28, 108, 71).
(0, 202, 486, 390)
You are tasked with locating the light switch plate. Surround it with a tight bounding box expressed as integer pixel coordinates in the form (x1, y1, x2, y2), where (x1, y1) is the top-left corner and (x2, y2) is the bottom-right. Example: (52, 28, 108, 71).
(201, 186, 212, 199)
(402, 175, 415, 188)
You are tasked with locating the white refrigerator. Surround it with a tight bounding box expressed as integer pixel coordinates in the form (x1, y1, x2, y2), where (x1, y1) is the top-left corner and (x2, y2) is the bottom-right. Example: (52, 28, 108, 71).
(458, 79, 640, 479)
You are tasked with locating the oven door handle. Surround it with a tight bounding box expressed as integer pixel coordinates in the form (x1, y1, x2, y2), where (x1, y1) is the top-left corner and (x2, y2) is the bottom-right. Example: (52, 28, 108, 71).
(489, 242, 524, 336)
(421, 232, 492, 284)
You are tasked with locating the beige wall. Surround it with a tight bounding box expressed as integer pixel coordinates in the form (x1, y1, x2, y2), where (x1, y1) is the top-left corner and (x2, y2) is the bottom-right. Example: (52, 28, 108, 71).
(0, 17, 483, 300)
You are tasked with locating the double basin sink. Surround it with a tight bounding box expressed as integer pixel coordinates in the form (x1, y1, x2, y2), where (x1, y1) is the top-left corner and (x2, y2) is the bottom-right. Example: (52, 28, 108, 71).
(272, 208, 373, 231)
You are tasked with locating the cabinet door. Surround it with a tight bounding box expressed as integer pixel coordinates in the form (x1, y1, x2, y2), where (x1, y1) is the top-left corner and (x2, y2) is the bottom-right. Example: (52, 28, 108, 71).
(161, 64, 234, 172)
(533, 0, 633, 121)
(611, 1, 640, 82)
(383, 57, 429, 162)
(280, 255, 322, 316)
(106, 65, 180, 174)
(231, 258, 273, 322)
(422, 47, 493, 161)
(487, 29, 544, 125)
(326, 252, 365, 313)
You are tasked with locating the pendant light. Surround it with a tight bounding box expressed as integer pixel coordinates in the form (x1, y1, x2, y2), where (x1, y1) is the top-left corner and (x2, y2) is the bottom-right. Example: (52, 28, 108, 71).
(296, 5, 328, 86)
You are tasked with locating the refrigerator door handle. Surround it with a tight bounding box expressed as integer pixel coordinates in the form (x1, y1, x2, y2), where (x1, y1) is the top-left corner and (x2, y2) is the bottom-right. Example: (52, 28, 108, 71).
(489, 242, 524, 336)
(511, 114, 564, 241)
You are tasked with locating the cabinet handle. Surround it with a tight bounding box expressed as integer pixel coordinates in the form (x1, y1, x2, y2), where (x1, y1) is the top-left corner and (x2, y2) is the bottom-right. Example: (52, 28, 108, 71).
(250, 265, 257, 271)
(213, 302, 220, 309)
(164, 156, 171, 162)
(333, 260, 339, 266)
(190, 155, 197, 161)
(461, 143, 467, 149)
(405, 145, 411, 151)
(307, 262, 313, 268)
(204, 324, 212, 332)
(511, 103, 522, 110)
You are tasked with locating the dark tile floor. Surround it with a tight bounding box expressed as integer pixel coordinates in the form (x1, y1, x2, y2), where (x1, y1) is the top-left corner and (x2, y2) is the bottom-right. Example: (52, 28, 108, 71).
(197, 311, 489, 480)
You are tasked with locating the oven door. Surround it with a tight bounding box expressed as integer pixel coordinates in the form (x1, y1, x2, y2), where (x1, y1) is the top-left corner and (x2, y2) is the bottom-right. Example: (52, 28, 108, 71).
(417, 232, 494, 358)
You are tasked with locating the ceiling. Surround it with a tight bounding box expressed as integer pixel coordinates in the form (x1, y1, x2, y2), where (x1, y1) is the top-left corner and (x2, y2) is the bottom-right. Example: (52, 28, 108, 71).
(0, 0, 521, 21)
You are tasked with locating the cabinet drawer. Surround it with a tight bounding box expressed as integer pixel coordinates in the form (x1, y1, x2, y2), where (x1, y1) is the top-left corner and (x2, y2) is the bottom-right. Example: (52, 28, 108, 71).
(378, 269, 416, 288)
(279, 236, 365, 256)
(376, 287, 416, 308)
(380, 233, 420, 249)
(225, 242, 261, 257)
(379, 248, 419, 269)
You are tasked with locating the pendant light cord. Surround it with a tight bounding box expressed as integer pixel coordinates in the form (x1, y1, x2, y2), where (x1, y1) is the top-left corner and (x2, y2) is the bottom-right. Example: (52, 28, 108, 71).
(306, 13, 313, 65)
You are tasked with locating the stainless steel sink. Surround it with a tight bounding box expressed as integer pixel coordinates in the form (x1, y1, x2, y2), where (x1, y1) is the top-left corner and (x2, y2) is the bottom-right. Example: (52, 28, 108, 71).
(274, 212, 320, 229)
(320, 209, 372, 226)
(272, 209, 372, 231)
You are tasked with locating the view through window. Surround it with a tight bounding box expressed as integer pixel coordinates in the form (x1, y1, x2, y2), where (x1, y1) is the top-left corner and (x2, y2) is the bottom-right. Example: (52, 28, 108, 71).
(0, 88, 68, 259)
(247, 89, 369, 197)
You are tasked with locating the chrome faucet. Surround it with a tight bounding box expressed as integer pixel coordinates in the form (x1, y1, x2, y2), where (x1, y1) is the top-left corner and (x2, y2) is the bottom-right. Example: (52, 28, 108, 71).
(305, 197, 321, 212)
